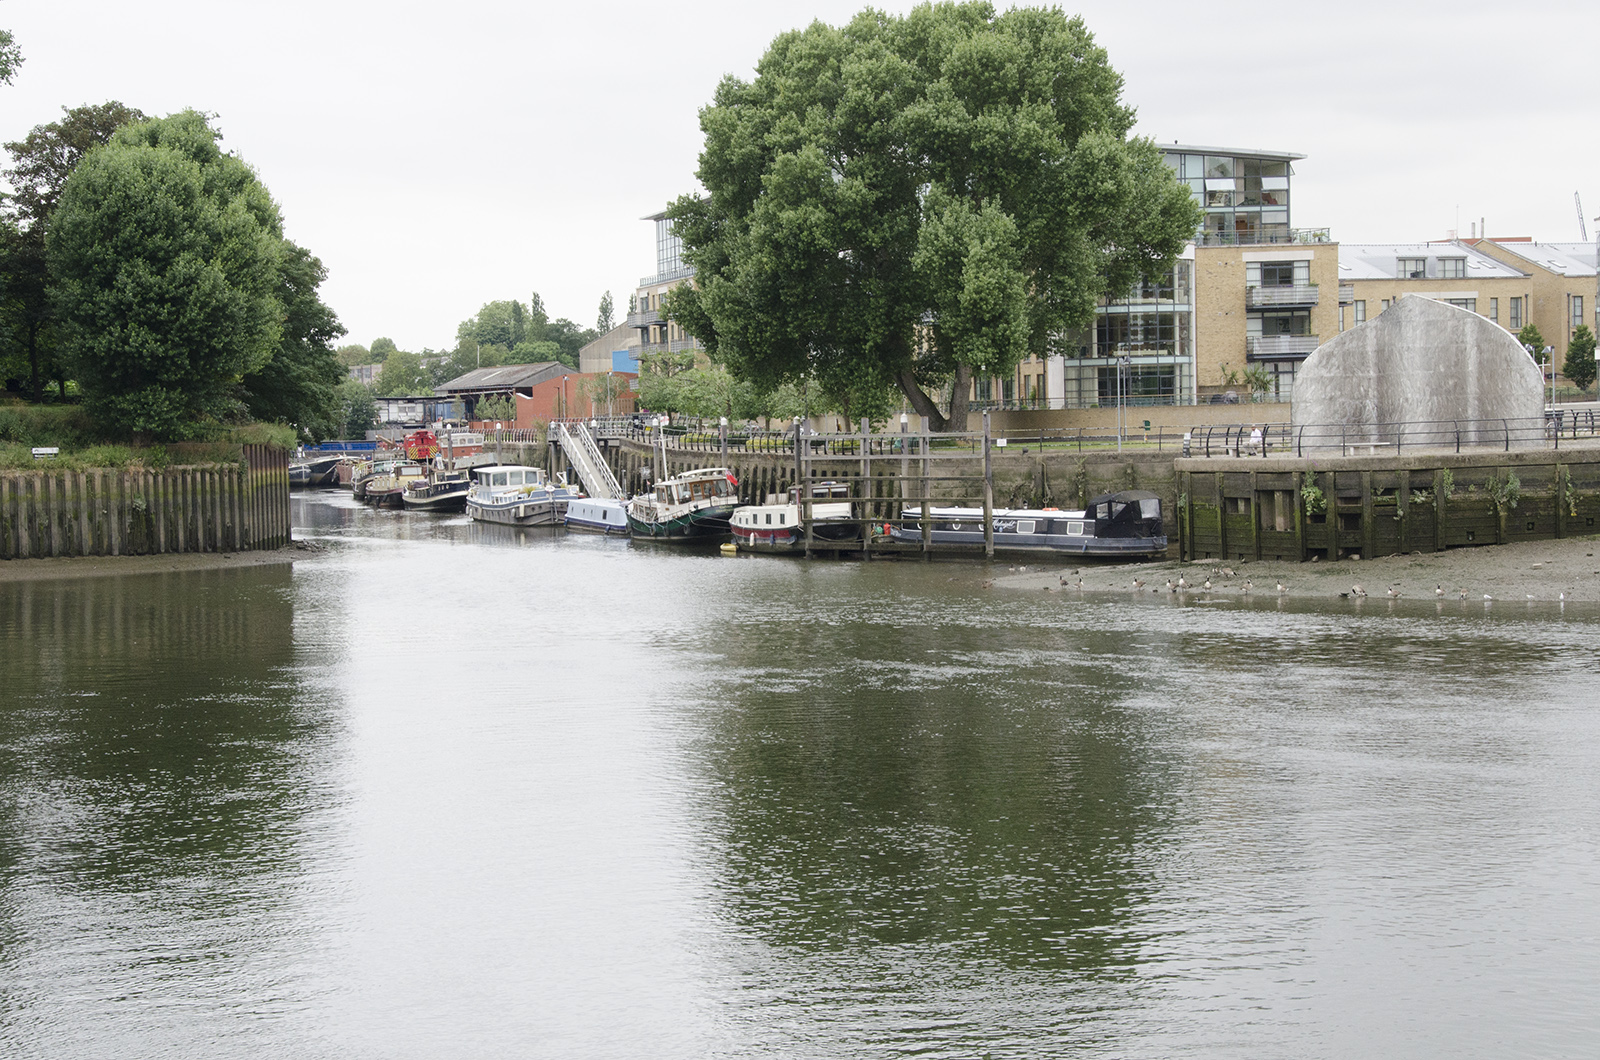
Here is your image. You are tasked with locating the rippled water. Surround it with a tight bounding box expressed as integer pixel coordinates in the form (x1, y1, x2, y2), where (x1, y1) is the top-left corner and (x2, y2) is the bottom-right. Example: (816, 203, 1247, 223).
(3, 491, 1599, 1058)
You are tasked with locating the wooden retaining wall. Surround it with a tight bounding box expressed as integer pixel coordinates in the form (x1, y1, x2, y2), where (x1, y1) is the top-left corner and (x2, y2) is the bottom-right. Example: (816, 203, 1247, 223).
(1177, 447, 1600, 562)
(0, 444, 290, 560)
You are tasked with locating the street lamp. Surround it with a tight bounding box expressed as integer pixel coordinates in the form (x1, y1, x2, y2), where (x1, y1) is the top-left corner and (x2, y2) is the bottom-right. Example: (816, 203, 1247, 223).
(1115, 348, 1131, 453)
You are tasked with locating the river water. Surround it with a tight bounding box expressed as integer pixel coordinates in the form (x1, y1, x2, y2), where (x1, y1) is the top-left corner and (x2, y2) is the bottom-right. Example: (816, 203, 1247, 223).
(3, 491, 1599, 1058)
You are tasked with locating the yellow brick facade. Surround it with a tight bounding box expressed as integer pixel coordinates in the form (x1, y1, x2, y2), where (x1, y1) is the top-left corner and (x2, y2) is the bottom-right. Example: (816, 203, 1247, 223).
(1192, 243, 1340, 397)
(1467, 241, 1595, 365)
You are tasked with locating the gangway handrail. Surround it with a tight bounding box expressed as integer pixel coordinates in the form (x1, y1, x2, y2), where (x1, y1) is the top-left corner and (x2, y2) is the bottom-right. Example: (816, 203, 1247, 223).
(554, 421, 624, 500)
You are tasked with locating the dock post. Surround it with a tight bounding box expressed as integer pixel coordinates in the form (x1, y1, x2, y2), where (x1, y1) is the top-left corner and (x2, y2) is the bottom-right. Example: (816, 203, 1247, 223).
(859, 417, 871, 556)
(920, 416, 932, 555)
(982, 411, 994, 558)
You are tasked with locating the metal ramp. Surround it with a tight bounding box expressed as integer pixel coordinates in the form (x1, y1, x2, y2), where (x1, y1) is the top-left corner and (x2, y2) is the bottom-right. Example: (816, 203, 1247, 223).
(554, 421, 624, 500)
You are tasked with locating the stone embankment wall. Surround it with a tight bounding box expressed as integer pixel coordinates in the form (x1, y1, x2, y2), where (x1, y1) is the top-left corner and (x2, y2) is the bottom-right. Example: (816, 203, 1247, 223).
(1178, 447, 1600, 562)
(0, 445, 291, 560)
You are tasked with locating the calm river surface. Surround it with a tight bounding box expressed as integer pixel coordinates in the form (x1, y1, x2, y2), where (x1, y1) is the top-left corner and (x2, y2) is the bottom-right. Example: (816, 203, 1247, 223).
(4, 490, 1600, 1058)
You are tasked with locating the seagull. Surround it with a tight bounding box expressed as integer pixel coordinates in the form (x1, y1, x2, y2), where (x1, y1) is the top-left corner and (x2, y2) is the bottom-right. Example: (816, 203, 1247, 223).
(1560, 591, 1569, 601)
(1351, 584, 1367, 597)
(1483, 593, 1493, 601)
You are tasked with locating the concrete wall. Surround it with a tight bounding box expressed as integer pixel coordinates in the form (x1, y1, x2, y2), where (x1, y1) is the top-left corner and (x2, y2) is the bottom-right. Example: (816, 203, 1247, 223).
(1293, 295, 1544, 444)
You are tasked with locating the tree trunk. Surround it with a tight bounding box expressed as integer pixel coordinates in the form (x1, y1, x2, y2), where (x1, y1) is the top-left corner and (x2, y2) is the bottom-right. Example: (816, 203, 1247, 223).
(895, 368, 948, 432)
(945, 362, 973, 433)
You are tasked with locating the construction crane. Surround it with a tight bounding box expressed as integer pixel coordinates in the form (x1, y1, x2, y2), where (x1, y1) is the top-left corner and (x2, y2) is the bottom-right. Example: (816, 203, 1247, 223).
(1578, 192, 1589, 242)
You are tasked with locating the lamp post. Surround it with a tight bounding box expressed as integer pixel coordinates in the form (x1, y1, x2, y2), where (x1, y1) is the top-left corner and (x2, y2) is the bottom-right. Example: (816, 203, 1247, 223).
(1115, 349, 1131, 453)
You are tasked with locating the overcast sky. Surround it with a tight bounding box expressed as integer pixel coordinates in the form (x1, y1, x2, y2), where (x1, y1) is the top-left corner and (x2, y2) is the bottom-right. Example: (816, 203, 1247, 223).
(5, 1, 1596, 353)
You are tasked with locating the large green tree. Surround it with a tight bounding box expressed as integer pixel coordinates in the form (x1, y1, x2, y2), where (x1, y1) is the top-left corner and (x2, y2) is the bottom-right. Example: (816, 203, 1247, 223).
(665, 2, 1201, 430)
(375, 350, 430, 395)
(1, 101, 147, 401)
(47, 111, 286, 438)
(1565, 323, 1597, 392)
(240, 241, 347, 440)
(0, 29, 20, 86)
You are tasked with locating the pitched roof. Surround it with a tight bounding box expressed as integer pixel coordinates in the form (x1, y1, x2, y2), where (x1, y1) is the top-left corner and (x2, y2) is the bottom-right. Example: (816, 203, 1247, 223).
(435, 362, 567, 393)
(1338, 242, 1525, 281)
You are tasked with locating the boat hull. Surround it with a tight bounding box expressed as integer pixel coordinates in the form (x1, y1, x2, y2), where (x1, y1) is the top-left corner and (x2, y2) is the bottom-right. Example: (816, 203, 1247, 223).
(887, 525, 1166, 557)
(627, 504, 735, 541)
(467, 495, 569, 526)
(402, 487, 469, 513)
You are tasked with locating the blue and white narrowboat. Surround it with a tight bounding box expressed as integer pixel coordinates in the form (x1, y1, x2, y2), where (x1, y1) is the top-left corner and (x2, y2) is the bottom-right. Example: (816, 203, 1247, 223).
(565, 497, 629, 535)
(890, 489, 1168, 558)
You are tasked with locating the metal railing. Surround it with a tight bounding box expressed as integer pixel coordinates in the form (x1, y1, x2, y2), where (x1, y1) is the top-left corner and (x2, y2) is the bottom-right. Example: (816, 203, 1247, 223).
(1182, 412, 1600, 457)
(1245, 285, 1320, 308)
(1247, 334, 1319, 357)
(552, 421, 623, 499)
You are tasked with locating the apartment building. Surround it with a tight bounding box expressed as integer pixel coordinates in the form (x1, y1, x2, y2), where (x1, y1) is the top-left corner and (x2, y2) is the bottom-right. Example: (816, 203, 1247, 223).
(1466, 240, 1597, 364)
(1338, 240, 1597, 370)
(629, 211, 705, 363)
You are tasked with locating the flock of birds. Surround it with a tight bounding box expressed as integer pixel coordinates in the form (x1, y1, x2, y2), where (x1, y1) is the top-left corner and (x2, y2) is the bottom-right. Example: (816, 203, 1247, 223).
(979, 564, 1572, 603)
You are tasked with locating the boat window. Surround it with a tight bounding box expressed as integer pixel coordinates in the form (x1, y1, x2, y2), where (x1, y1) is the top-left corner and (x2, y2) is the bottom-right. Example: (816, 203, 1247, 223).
(1016, 520, 1036, 534)
(1067, 521, 1085, 536)
(1140, 498, 1161, 518)
(778, 514, 786, 525)
(764, 513, 772, 525)
(492, 472, 508, 487)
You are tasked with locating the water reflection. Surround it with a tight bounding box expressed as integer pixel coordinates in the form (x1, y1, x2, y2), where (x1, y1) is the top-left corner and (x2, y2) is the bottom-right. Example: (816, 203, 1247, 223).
(0, 564, 341, 1058)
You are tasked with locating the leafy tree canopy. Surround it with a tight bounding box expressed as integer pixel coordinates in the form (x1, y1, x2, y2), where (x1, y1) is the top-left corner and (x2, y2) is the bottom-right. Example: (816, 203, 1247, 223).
(665, 1, 1201, 430)
(375, 350, 430, 396)
(240, 241, 347, 441)
(335, 379, 376, 437)
(0, 29, 20, 86)
(369, 336, 398, 362)
(597, 290, 614, 332)
(2, 101, 147, 401)
(335, 343, 370, 366)
(1565, 324, 1597, 392)
(47, 110, 287, 439)
(1518, 324, 1547, 361)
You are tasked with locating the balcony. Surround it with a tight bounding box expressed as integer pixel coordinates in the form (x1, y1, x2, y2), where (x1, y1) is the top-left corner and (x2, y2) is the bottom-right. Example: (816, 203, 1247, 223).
(1339, 283, 1355, 304)
(1247, 334, 1320, 359)
(626, 307, 662, 328)
(1245, 284, 1320, 309)
(637, 265, 695, 288)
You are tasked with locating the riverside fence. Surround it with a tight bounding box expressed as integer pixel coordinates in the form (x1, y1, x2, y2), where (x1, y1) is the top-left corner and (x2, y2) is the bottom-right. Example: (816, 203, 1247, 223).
(0, 444, 291, 561)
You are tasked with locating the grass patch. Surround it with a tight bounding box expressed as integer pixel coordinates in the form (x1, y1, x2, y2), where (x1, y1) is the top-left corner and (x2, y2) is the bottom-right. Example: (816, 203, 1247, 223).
(0, 405, 294, 471)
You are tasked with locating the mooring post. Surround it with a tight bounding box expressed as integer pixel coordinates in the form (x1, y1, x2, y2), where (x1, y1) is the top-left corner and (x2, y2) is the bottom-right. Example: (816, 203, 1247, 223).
(859, 416, 871, 557)
(920, 415, 932, 555)
(982, 411, 995, 558)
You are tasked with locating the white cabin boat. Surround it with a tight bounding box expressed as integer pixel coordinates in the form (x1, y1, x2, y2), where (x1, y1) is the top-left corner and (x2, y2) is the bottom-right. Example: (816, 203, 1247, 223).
(626, 467, 738, 541)
(465, 465, 579, 527)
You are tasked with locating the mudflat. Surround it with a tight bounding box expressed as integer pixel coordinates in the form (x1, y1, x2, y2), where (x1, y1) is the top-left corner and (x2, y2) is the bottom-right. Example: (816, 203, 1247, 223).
(1000, 534, 1600, 602)
(0, 543, 315, 583)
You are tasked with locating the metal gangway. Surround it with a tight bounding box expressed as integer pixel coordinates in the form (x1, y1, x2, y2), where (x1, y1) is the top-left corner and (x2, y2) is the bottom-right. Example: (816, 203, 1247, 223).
(553, 420, 624, 500)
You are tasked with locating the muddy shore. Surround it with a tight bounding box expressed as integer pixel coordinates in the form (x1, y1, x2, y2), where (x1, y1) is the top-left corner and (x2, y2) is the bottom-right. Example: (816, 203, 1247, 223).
(0, 542, 318, 583)
(996, 534, 1600, 603)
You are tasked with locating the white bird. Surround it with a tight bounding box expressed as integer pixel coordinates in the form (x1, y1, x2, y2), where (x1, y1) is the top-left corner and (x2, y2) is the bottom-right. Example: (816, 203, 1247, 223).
(1276, 581, 1287, 593)
(1435, 585, 1445, 597)
(1203, 578, 1213, 591)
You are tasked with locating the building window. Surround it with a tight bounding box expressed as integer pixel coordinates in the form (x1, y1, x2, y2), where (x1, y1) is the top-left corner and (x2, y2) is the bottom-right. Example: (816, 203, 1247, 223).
(1509, 297, 1522, 330)
(1381, 299, 1390, 311)
(1438, 258, 1467, 279)
(1573, 295, 1585, 331)
(1354, 300, 1366, 324)
(1397, 258, 1427, 279)
(1490, 297, 1498, 322)
(1445, 298, 1477, 313)
(1339, 306, 1346, 332)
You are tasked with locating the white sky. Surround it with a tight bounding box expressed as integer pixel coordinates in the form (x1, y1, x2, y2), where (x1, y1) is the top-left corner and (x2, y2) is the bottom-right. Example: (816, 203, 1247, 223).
(5, 0, 1596, 352)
